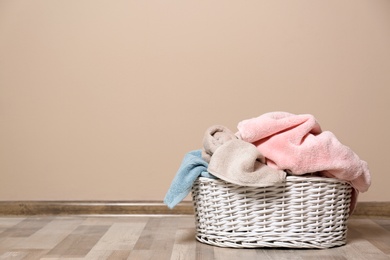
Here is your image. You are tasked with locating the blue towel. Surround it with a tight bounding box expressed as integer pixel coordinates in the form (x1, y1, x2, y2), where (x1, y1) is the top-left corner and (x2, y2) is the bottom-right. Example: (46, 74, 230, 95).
(164, 150, 215, 209)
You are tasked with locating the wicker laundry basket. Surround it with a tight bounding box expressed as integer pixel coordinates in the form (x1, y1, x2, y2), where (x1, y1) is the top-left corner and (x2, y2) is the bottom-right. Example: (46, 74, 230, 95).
(191, 175, 352, 249)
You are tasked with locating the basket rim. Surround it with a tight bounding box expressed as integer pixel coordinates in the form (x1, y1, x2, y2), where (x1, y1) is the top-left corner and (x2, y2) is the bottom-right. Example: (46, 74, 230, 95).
(197, 174, 351, 186)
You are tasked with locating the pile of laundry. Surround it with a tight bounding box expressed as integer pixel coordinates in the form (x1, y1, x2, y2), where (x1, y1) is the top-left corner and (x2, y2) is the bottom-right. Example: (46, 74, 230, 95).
(164, 111, 371, 213)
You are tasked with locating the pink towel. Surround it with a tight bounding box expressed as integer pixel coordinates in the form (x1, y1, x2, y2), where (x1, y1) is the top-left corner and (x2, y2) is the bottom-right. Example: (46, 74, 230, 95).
(237, 112, 371, 194)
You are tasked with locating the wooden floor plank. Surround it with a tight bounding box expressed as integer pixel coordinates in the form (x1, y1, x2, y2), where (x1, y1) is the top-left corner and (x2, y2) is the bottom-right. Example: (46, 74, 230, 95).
(0, 215, 389, 259)
(148, 217, 179, 259)
(213, 246, 260, 260)
(348, 218, 390, 255)
(195, 240, 215, 259)
(0, 251, 29, 260)
(45, 225, 110, 258)
(0, 217, 25, 230)
(14, 218, 83, 250)
(127, 249, 154, 260)
(0, 237, 21, 254)
(255, 248, 302, 260)
(170, 228, 197, 260)
(81, 216, 147, 226)
(131, 217, 158, 250)
(106, 250, 131, 260)
(373, 218, 390, 232)
(88, 222, 147, 251)
(20, 249, 49, 260)
(0, 217, 52, 238)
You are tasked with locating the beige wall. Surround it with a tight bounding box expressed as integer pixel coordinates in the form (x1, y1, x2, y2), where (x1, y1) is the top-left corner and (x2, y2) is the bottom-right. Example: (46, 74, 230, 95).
(1, 0, 389, 202)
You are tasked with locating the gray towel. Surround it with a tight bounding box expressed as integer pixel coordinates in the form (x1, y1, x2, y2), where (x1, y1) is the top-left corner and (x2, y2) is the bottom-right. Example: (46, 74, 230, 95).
(202, 125, 238, 163)
(207, 139, 286, 187)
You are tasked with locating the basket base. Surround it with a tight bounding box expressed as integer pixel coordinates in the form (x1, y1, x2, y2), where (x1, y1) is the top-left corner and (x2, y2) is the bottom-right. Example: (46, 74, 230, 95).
(195, 235, 347, 249)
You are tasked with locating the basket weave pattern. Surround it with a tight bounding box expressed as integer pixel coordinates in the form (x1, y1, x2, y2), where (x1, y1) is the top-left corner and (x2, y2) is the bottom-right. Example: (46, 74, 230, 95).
(192, 176, 352, 248)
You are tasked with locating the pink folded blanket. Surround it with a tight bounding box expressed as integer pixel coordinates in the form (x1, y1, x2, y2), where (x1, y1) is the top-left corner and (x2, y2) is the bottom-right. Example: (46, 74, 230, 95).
(236, 112, 371, 194)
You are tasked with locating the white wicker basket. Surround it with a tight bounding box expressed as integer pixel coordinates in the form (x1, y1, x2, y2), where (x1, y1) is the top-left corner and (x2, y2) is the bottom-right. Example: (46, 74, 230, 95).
(192, 175, 352, 249)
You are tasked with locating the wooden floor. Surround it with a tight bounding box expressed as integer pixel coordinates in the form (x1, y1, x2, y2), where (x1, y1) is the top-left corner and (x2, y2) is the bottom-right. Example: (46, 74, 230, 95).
(0, 215, 389, 260)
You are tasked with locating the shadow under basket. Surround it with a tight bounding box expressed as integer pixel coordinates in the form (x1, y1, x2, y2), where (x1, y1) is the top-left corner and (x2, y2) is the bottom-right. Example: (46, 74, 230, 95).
(191, 176, 352, 249)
